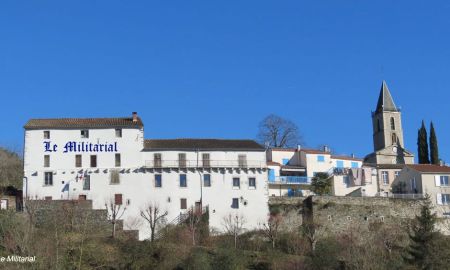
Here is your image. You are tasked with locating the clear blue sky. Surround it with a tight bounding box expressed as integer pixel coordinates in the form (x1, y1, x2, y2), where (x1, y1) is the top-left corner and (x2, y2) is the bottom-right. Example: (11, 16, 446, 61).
(1, 1, 449, 162)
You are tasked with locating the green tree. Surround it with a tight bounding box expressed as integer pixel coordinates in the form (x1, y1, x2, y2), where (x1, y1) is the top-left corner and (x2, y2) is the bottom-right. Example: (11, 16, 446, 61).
(417, 121, 430, 164)
(429, 122, 439, 165)
(310, 172, 331, 195)
(405, 195, 437, 269)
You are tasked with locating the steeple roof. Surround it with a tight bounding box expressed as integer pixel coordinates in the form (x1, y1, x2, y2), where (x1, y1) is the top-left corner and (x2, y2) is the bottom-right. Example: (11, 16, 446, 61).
(375, 80, 398, 113)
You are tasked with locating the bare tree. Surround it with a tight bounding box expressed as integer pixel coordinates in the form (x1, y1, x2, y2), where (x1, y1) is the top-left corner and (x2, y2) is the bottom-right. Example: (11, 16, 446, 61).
(260, 213, 282, 249)
(105, 197, 127, 238)
(257, 114, 302, 148)
(187, 207, 201, 246)
(301, 221, 324, 252)
(140, 202, 168, 242)
(222, 213, 246, 248)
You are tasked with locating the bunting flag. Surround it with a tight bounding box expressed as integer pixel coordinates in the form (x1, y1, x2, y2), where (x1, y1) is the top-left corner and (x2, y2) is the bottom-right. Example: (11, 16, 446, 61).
(61, 182, 69, 192)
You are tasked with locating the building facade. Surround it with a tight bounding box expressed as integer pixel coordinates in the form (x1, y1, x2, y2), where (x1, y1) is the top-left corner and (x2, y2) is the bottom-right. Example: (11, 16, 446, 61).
(23, 113, 269, 240)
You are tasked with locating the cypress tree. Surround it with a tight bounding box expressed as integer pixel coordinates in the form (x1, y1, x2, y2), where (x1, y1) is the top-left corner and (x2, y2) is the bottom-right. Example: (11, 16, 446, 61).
(417, 121, 430, 164)
(404, 195, 437, 269)
(429, 122, 439, 165)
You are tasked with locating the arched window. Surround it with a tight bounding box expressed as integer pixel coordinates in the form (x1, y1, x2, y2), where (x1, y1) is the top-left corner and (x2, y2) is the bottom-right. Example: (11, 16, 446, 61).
(392, 133, 397, 144)
(390, 117, 395, 130)
(377, 119, 381, 132)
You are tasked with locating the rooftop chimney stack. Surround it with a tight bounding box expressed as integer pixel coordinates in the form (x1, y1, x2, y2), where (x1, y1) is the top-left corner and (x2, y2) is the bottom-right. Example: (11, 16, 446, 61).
(132, 112, 138, 122)
(297, 145, 301, 151)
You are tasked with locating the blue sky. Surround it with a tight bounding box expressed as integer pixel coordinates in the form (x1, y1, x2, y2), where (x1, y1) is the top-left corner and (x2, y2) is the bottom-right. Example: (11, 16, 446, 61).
(1, 1, 449, 161)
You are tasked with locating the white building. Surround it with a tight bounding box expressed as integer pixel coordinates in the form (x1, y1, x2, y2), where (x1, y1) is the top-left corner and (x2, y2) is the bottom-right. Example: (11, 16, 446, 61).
(23, 113, 269, 240)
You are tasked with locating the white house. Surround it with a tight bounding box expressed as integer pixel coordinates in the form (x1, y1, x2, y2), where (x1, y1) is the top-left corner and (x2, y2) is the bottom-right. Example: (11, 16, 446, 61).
(23, 113, 269, 240)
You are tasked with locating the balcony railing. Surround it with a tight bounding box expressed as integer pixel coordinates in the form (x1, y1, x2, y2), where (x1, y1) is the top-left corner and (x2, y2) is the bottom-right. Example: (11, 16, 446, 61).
(269, 176, 312, 185)
(144, 160, 266, 169)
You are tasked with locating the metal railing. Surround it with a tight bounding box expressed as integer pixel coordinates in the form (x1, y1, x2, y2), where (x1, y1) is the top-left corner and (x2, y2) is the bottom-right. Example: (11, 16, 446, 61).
(269, 176, 312, 184)
(145, 160, 266, 169)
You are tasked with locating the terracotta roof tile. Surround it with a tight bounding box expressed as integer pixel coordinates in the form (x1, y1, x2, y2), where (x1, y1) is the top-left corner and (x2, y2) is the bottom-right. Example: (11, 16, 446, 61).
(24, 117, 144, 129)
(331, 155, 363, 161)
(407, 164, 450, 173)
(144, 139, 264, 151)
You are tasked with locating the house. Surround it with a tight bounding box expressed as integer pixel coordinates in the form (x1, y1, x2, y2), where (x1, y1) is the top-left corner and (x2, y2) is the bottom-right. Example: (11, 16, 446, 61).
(23, 112, 269, 240)
(267, 146, 365, 197)
(393, 164, 450, 217)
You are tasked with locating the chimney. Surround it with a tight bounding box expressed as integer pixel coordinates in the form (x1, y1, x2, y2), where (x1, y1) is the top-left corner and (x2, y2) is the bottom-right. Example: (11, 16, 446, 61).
(132, 112, 138, 122)
(297, 145, 301, 151)
(351, 153, 355, 158)
(323, 145, 330, 153)
(440, 159, 445, 166)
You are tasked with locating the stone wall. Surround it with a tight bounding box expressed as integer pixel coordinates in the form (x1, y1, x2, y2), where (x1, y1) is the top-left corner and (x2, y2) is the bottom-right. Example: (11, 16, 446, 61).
(269, 196, 424, 234)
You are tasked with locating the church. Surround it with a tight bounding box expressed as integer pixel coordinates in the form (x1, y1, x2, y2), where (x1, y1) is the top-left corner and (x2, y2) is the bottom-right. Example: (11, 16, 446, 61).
(364, 81, 415, 196)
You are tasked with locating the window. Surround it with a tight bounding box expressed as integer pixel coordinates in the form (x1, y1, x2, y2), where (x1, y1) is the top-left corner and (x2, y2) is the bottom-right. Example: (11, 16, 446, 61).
(180, 174, 187, 187)
(75, 155, 82, 167)
(90, 155, 97, 167)
(110, 169, 120, 184)
(79, 195, 87, 200)
(115, 194, 123, 205)
(202, 153, 210, 168)
(392, 133, 397, 144)
(382, 171, 389, 185)
(441, 194, 450, 205)
(317, 155, 325, 162)
(44, 155, 50, 167)
(390, 117, 395, 130)
(83, 175, 90, 190)
(394, 171, 400, 178)
(238, 155, 247, 168)
(343, 176, 350, 187)
(81, 130, 89, 138)
(115, 153, 121, 167)
(249, 177, 256, 188)
(154, 153, 162, 167)
(336, 160, 344, 168)
(268, 169, 275, 182)
(231, 198, 239, 209)
(178, 153, 186, 168)
(45, 196, 52, 201)
(115, 128, 122, 138)
(43, 131, 50, 139)
(155, 174, 162, 187)
(440, 176, 449, 186)
(233, 177, 240, 188)
(351, 162, 359, 168)
(44, 172, 53, 186)
(180, 198, 187, 210)
(203, 174, 211, 187)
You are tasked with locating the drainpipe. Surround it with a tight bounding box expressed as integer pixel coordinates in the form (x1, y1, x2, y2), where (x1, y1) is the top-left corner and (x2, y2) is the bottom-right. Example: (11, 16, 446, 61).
(196, 149, 202, 207)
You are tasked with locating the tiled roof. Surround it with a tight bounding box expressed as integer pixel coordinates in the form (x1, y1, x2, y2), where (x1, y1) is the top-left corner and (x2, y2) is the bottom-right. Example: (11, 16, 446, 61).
(270, 147, 330, 155)
(24, 117, 144, 129)
(331, 155, 363, 161)
(144, 139, 264, 151)
(267, 161, 281, 166)
(407, 164, 450, 173)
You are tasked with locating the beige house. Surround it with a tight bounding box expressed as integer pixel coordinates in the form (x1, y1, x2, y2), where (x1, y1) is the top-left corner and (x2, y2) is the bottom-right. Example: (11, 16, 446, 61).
(393, 164, 450, 217)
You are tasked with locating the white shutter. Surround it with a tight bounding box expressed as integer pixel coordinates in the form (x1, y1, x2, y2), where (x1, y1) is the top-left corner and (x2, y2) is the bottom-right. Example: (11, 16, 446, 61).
(435, 175, 441, 187)
(437, 193, 443, 205)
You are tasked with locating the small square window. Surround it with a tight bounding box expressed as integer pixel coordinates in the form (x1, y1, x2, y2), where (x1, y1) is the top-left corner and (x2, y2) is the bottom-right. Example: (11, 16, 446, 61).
(233, 177, 240, 188)
(249, 177, 256, 188)
(440, 176, 449, 186)
(231, 198, 239, 209)
(110, 170, 120, 184)
(44, 155, 50, 167)
(155, 174, 162, 187)
(180, 198, 187, 210)
(115, 194, 123, 205)
(115, 129, 122, 138)
(203, 174, 211, 187)
(90, 155, 97, 167)
(75, 155, 82, 167)
(317, 155, 325, 162)
(81, 130, 89, 138)
(43, 131, 50, 139)
(180, 174, 187, 187)
(115, 153, 121, 167)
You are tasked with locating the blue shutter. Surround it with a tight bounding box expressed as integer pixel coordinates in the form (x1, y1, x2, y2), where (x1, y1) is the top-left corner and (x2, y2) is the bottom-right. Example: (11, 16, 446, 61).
(268, 169, 275, 182)
(336, 160, 344, 168)
(351, 162, 359, 168)
(282, 159, 289, 165)
(317, 155, 325, 162)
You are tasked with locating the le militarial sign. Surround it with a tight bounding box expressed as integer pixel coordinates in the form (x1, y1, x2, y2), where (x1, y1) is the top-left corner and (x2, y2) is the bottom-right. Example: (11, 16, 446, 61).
(44, 141, 118, 153)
